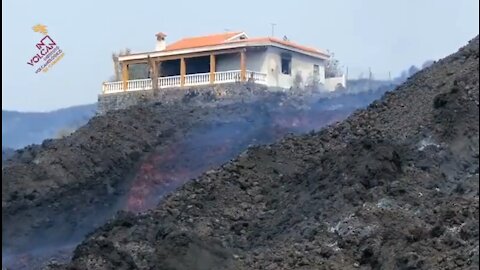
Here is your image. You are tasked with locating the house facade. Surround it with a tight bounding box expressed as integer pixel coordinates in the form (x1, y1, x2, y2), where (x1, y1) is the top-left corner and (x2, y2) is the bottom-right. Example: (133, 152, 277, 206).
(102, 32, 346, 94)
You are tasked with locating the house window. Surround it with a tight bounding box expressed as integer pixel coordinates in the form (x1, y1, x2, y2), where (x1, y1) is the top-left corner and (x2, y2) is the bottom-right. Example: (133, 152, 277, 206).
(281, 54, 292, 75)
(313, 64, 319, 75)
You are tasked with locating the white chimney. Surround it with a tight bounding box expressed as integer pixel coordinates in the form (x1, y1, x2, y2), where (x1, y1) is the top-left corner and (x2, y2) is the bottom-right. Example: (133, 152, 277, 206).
(155, 32, 167, 51)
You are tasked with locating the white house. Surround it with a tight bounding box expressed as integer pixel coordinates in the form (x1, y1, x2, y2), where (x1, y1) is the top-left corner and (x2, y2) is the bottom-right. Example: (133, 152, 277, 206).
(102, 31, 346, 94)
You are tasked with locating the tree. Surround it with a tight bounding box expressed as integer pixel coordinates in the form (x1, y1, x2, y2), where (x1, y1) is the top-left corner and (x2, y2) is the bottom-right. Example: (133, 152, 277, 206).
(110, 48, 149, 81)
(325, 50, 343, 78)
(110, 48, 132, 82)
(112, 53, 120, 81)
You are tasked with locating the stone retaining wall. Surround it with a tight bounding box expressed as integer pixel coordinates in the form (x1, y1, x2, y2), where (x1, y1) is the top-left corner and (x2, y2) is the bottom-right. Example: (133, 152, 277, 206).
(97, 83, 272, 114)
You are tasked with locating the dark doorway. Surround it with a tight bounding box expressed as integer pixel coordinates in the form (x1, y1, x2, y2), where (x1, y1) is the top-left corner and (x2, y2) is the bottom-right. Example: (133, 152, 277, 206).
(160, 56, 211, 76)
(161, 59, 181, 76)
(186, 56, 210, 74)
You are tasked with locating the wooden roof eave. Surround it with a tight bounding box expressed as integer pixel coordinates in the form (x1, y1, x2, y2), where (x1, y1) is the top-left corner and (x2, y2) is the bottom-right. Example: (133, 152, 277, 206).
(119, 42, 328, 65)
(119, 47, 248, 65)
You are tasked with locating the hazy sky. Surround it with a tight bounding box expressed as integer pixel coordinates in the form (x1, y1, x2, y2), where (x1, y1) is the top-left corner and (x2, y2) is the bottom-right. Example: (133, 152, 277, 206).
(2, 0, 479, 111)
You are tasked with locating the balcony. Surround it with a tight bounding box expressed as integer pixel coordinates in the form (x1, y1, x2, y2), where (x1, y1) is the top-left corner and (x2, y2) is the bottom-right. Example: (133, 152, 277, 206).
(102, 70, 267, 95)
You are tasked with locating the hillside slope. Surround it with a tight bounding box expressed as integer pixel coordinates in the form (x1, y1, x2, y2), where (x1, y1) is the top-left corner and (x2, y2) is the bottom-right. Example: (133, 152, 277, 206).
(2, 104, 96, 149)
(3, 83, 396, 269)
(54, 36, 479, 269)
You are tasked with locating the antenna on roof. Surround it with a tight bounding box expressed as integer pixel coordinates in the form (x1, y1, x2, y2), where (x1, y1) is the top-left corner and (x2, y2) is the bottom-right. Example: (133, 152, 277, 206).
(270, 23, 276, 37)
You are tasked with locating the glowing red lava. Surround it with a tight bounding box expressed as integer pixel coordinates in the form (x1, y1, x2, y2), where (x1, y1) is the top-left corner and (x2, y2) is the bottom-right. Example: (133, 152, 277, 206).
(125, 110, 350, 213)
(125, 130, 242, 212)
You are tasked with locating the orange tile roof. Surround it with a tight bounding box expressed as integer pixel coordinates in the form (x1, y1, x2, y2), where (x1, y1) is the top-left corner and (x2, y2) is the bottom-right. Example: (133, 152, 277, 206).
(165, 32, 243, 51)
(163, 32, 328, 58)
(228, 37, 327, 56)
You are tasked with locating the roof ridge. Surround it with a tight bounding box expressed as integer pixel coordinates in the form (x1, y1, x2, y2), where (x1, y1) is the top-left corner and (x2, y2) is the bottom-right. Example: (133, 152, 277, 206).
(162, 32, 328, 58)
(165, 31, 245, 51)
(180, 31, 243, 39)
(270, 37, 320, 51)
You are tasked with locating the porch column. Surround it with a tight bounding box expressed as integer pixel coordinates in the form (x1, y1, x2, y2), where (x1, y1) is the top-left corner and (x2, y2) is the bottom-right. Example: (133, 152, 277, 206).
(210, 54, 216, 84)
(180, 57, 186, 86)
(122, 62, 129, 91)
(157, 61, 162, 87)
(240, 50, 246, 82)
(150, 59, 159, 90)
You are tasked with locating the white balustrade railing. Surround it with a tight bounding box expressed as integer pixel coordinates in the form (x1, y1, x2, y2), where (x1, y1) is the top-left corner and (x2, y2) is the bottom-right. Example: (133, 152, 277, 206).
(214, 70, 242, 83)
(185, 73, 210, 86)
(246, 71, 267, 83)
(127, 78, 152, 91)
(102, 70, 267, 94)
(159, 75, 181, 88)
(102, 81, 124, 94)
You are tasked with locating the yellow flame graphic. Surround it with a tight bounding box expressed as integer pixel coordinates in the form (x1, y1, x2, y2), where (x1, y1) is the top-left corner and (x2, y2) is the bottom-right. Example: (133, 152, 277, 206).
(32, 24, 48, 35)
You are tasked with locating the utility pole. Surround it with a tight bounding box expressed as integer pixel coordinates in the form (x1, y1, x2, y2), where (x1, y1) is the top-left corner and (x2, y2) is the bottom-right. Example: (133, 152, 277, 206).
(388, 71, 391, 82)
(270, 23, 276, 37)
(368, 67, 372, 90)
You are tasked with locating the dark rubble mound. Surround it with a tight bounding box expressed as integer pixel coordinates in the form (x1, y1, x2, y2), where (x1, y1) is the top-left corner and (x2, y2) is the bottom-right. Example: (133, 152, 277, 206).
(55, 36, 478, 269)
(3, 99, 287, 257)
(2, 104, 207, 254)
